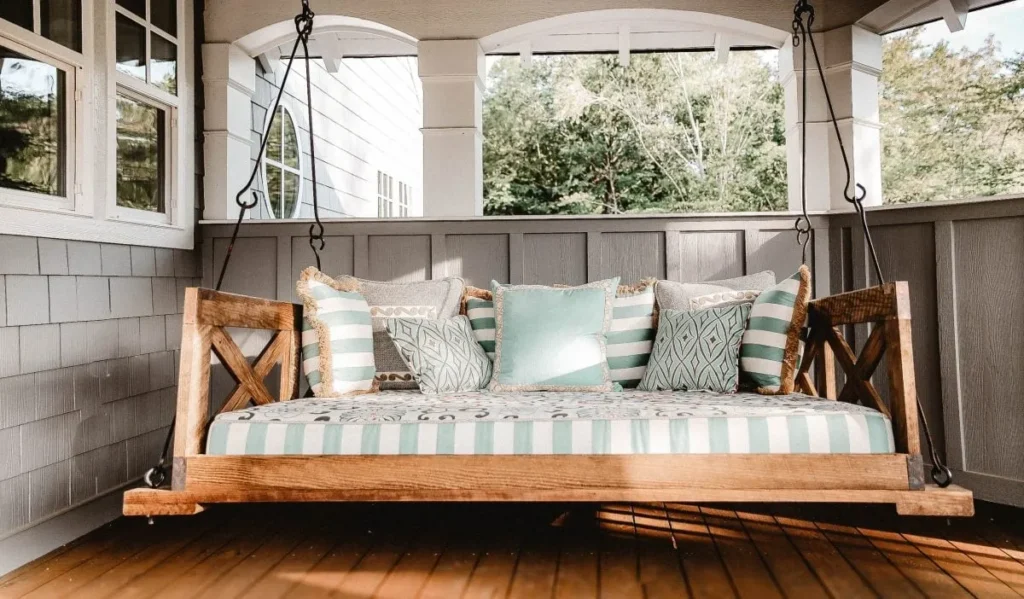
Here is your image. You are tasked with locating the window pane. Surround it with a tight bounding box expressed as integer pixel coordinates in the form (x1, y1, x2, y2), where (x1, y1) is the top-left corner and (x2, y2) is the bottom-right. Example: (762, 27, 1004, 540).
(0, 46, 66, 197)
(116, 0, 145, 20)
(116, 94, 165, 212)
(0, 0, 33, 31)
(150, 0, 176, 36)
(267, 108, 283, 162)
(283, 171, 299, 218)
(282, 113, 298, 169)
(150, 33, 177, 94)
(266, 164, 282, 218)
(41, 0, 82, 52)
(115, 14, 146, 81)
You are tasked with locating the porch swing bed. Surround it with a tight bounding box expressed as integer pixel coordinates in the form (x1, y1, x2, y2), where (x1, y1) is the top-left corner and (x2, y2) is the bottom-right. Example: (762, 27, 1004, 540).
(122, 283, 973, 519)
(123, 0, 972, 518)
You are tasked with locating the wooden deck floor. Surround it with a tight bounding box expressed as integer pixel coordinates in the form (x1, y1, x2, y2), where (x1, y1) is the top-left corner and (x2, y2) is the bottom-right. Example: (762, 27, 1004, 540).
(2, 500, 1024, 598)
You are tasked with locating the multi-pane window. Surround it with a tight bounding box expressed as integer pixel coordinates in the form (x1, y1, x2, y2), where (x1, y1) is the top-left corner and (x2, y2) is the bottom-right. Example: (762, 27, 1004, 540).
(0, 0, 82, 52)
(262, 105, 302, 219)
(114, 0, 178, 218)
(377, 171, 394, 217)
(399, 182, 410, 217)
(115, 91, 165, 213)
(0, 39, 76, 209)
(377, 172, 412, 218)
(114, 0, 177, 94)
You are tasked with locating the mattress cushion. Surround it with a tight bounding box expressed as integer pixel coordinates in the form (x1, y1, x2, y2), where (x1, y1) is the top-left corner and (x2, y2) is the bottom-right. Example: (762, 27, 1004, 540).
(206, 390, 895, 456)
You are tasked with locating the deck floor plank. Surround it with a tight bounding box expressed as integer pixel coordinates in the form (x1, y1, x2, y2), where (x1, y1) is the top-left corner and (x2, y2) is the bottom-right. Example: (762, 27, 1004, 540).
(19, 519, 167, 599)
(665, 504, 738, 599)
(899, 519, 1022, 598)
(595, 504, 645, 599)
(698, 507, 783, 599)
(773, 512, 878, 599)
(8, 500, 1024, 599)
(630, 504, 691, 599)
(0, 519, 136, 597)
(505, 506, 562, 599)
(732, 509, 831, 598)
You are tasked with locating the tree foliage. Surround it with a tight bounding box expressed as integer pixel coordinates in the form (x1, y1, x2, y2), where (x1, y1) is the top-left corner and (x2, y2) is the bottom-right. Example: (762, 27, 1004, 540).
(880, 30, 1024, 204)
(483, 53, 787, 215)
(483, 29, 1024, 215)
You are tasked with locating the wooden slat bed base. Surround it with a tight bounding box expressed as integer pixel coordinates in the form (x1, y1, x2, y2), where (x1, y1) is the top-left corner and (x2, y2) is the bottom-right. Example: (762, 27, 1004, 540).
(175, 454, 918, 494)
(123, 484, 974, 518)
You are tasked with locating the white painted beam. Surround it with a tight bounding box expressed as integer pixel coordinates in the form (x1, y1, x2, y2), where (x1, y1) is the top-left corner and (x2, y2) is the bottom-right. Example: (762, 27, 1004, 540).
(714, 33, 730, 64)
(937, 0, 968, 32)
(618, 25, 630, 67)
(256, 52, 275, 73)
(520, 40, 532, 68)
(318, 37, 344, 73)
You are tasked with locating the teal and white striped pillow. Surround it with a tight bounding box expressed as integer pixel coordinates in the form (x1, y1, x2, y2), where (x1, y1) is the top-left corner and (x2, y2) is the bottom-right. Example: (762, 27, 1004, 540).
(739, 266, 811, 395)
(465, 295, 496, 360)
(463, 281, 657, 388)
(297, 267, 378, 397)
(607, 282, 657, 388)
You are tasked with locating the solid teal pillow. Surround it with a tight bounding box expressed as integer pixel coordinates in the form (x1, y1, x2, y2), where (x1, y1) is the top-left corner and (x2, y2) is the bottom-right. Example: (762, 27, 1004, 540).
(489, 278, 619, 392)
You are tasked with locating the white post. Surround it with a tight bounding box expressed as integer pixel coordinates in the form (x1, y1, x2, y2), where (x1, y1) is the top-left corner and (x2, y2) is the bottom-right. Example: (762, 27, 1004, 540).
(418, 39, 486, 217)
(202, 43, 256, 220)
(781, 25, 883, 212)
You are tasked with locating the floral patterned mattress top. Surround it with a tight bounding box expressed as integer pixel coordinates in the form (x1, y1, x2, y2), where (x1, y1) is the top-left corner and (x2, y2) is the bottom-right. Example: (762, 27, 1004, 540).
(214, 390, 890, 425)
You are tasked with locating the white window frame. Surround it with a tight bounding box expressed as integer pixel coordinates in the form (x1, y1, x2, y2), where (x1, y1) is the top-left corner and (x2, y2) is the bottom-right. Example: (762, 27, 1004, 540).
(260, 103, 304, 219)
(0, 13, 87, 217)
(112, 84, 175, 224)
(0, 0, 82, 53)
(108, 0, 182, 226)
(377, 171, 395, 217)
(399, 182, 411, 217)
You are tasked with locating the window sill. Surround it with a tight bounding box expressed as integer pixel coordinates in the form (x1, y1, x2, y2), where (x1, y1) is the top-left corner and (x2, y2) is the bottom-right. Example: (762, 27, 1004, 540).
(0, 204, 194, 249)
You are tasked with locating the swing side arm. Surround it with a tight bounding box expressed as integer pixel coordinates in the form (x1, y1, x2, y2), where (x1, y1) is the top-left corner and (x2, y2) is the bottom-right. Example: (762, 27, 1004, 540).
(799, 281, 921, 460)
(172, 288, 302, 487)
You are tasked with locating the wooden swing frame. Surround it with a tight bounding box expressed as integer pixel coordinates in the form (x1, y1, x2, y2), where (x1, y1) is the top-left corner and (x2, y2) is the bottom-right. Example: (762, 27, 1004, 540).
(123, 283, 973, 518)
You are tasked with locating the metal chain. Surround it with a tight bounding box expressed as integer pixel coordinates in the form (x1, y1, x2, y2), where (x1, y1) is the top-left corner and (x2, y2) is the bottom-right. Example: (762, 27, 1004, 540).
(144, 0, 320, 490)
(791, 0, 951, 488)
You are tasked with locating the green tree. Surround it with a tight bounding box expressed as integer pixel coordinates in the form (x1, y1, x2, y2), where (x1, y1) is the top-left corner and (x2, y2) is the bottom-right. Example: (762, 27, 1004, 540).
(880, 30, 1024, 203)
(483, 52, 788, 215)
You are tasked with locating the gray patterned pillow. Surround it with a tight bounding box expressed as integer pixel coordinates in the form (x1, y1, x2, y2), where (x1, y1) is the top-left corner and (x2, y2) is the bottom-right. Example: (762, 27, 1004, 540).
(338, 276, 465, 389)
(639, 304, 751, 393)
(385, 316, 492, 393)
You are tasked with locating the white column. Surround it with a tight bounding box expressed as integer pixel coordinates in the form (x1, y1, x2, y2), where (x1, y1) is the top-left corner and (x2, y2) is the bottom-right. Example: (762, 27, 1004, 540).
(781, 25, 883, 212)
(202, 43, 256, 220)
(418, 39, 486, 217)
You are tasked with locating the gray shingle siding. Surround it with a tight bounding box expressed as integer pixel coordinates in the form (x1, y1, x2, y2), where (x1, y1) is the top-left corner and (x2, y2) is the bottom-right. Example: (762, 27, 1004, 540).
(0, 235, 197, 537)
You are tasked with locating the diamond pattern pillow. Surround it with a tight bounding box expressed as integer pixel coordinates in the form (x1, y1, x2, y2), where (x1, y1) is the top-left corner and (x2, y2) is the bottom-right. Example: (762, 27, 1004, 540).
(385, 316, 492, 393)
(639, 304, 751, 393)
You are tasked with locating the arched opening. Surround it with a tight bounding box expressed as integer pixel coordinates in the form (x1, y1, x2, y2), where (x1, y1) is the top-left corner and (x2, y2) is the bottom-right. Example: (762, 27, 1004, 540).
(480, 9, 789, 55)
(202, 15, 422, 221)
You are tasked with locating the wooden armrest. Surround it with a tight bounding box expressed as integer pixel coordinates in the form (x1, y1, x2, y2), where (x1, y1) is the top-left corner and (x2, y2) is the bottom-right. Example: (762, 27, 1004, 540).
(173, 288, 303, 475)
(808, 282, 910, 326)
(798, 281, 921, 458)
(185, 287, 302, 330)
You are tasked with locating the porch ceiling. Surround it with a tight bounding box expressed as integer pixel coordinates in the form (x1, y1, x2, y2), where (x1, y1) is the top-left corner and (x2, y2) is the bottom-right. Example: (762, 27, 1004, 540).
(206, 0, 891, 47)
